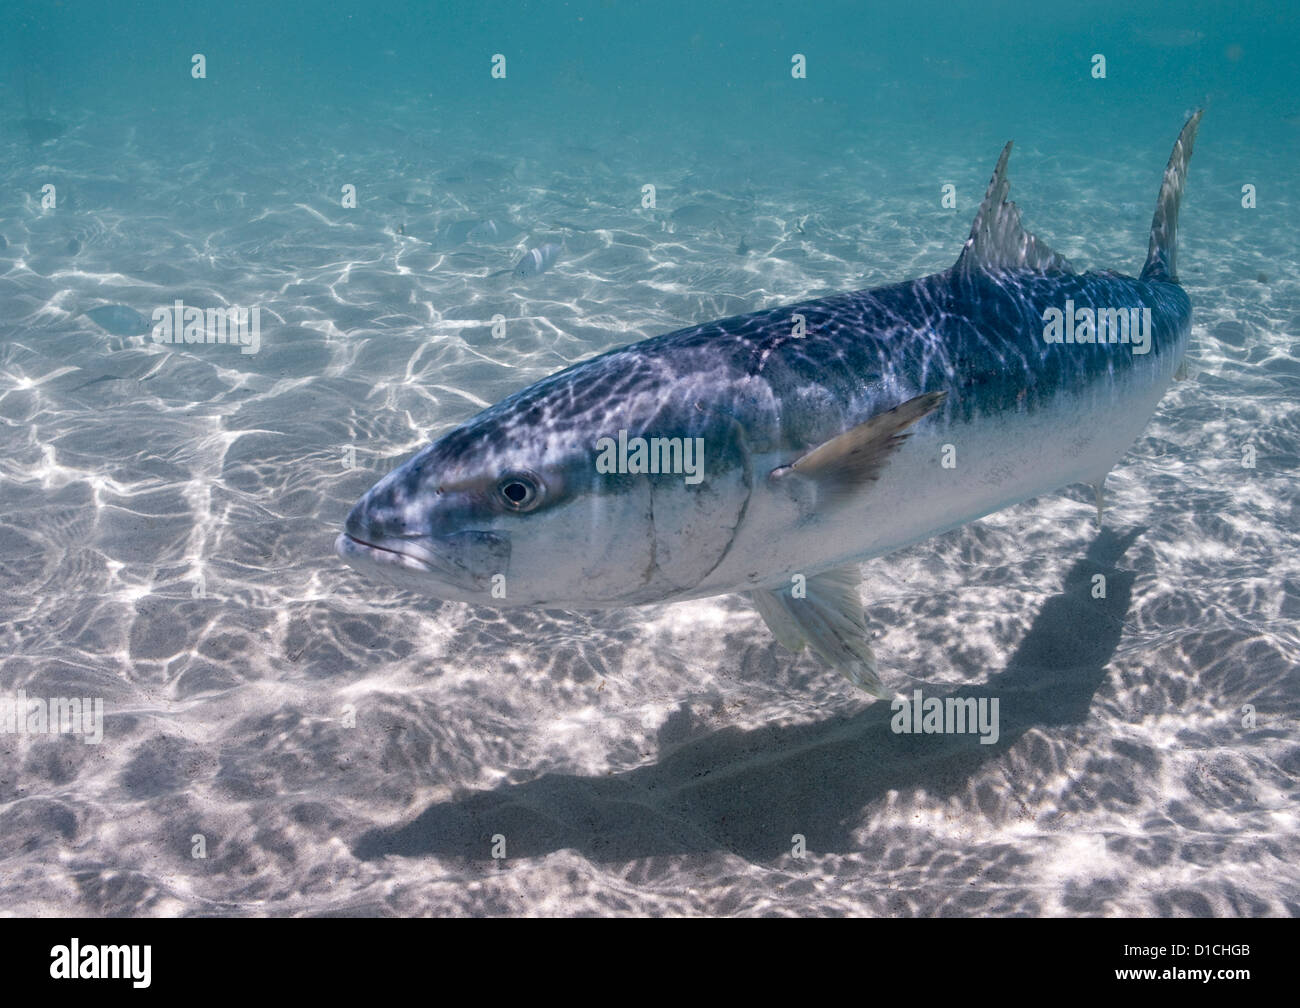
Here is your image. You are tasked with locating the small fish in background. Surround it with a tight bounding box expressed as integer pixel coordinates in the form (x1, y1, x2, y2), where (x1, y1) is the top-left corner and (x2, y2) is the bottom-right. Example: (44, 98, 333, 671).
(385, 181, 437, 208)
(736, 235, 750, 255)
(432, 218, 523, 248)
(19, 68, 66, 145)
(83, 305, 149, 336)
(1134, 26, 1205, 48)
(670, 202, 727, 230)
(513, 242, 562, 278)
(18, 117, 65, 145)
(0, 233, 7, 251)
(468, 219, 501, 242)
(468, 218, 523, 244)
(433, 219, 480, 246)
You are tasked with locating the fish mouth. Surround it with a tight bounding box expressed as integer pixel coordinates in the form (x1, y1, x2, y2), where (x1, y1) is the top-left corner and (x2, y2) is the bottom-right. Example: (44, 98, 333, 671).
(335, 530, 509, 593)
(336, 532, 429, 571)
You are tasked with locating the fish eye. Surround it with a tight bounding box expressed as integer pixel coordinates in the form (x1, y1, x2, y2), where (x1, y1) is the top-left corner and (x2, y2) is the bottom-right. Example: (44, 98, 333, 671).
(497, 470, 543, 512)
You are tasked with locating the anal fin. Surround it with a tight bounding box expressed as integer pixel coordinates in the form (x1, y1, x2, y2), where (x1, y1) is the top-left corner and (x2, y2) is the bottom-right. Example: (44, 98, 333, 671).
(748, 566, 888, 698)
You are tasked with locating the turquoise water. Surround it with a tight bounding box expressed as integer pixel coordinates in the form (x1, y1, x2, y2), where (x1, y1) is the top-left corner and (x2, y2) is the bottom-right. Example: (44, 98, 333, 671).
(0, 2, 1296, 915)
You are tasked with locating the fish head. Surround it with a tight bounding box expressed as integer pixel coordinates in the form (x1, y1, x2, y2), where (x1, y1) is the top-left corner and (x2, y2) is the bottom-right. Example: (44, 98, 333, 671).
(337, 425, 578, 604)
(467, 219, 499, 242)
(337, 421, 655, 606)
(337, 356, 752, 607)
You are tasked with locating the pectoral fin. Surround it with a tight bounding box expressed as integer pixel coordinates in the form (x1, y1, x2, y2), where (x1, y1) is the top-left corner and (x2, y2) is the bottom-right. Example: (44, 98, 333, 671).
(748, 566, 888, 698)
(770, 391, 945, 508)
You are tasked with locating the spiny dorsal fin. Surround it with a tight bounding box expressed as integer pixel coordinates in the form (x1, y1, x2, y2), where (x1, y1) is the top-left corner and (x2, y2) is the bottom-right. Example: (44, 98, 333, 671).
(954, 142, 1075, 276)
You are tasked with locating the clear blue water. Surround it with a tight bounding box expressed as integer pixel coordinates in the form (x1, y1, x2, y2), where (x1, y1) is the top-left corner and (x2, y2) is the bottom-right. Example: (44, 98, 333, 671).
(0, 1, 1296, 915)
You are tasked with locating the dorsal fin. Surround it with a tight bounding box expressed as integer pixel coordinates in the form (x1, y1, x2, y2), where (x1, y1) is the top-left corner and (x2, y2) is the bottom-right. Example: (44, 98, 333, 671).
(954, 142, 1075, 276)
(1140, 108, 1203, 283)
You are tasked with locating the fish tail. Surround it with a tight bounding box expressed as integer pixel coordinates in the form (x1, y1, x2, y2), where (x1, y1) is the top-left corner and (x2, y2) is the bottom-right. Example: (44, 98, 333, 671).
(1139, 109, 1203, 284)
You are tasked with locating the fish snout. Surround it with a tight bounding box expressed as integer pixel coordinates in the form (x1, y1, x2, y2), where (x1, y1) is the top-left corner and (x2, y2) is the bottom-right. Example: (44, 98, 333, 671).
(338, 483, 422, 557)
(342, 494, 389, 547)
(337, 486, 511, 595)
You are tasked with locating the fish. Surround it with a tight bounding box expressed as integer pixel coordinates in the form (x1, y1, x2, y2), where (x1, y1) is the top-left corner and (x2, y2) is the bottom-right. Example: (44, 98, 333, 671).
(338, 111, 1202, 699)
(432, 219, 480, 245)
(512, 243, 562, 278)
(83, 305, 150, 336)
(432, 218, 524, 249)
(468, 219, 523, 243)
(468, 220, 501, 242)
(18, 116, 65, 144)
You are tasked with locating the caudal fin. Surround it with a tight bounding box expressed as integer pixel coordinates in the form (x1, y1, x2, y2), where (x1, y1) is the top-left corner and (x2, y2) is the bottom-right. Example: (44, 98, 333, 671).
(1140, 109, 1203, 284)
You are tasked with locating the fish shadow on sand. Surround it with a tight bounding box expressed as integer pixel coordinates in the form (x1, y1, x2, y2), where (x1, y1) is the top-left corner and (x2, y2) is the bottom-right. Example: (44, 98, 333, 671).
(353, 526, 1145, 864)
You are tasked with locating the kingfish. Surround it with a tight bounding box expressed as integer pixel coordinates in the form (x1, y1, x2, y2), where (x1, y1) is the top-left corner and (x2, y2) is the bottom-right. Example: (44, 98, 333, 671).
(338, 112, 1202, 698)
